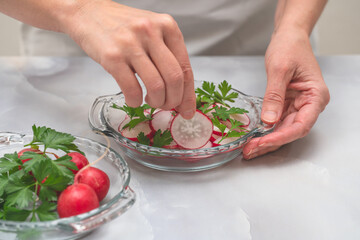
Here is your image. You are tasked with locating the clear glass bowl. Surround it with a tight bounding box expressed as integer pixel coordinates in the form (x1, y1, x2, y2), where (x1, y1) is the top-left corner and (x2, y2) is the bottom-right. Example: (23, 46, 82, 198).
(89, 81, 275, 172)
(0, 132, 135, 240)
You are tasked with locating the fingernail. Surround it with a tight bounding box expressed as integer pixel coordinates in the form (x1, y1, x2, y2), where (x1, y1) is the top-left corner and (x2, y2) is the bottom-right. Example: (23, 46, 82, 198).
(182, 110, 195, 119)
(263, 111, 277, 123)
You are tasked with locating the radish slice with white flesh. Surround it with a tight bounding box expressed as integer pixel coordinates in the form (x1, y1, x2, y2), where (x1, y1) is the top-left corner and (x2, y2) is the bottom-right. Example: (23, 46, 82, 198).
(230, 113, 250, 127)
(213, 122, 230, 136)
(150, 110, 174, 132)
(119, 118, 152, 141)
(213, 137, 240, 145)
(163, 140, 180, 149)
(200, 141, 212, 149)
(170, 110, 213, 149)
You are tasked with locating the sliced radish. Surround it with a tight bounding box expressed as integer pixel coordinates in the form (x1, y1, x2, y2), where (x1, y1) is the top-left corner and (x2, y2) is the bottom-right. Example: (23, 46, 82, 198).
(163, 140, 180, 149)
(210, 134, 220, 142)
(170, 110, 213, 149)
(200, 141, 212, 149)
(119, 118, 153, 141)
(230, 113, 250, 127)
(150, 110, 174, 132)
(213, 137, 240, 145)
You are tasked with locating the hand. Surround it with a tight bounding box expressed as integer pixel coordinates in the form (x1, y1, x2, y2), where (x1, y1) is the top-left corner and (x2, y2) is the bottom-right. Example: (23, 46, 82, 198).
(63, 0, 196, 118)
(243, 29, 330, 159)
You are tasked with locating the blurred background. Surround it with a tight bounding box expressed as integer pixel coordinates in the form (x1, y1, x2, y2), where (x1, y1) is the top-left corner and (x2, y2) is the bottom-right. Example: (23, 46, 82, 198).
(1, 0, 359, 56)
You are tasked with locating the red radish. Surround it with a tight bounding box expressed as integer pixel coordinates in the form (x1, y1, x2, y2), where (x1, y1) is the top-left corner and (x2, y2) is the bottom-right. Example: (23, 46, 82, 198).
(119, 118, 153, 141)
(75, 167, 110, 201)
(150, 110, 174, 132)
(57, 183, 99, 218)
(67, 152, 89, 174)
(18, 148, 42, 164)
(170, 110, 213, 149)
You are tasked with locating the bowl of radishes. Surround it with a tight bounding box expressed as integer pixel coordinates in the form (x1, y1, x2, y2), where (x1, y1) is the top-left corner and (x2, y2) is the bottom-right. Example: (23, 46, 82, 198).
(0, 127, 135, 240)
(89, 80, 275, 172)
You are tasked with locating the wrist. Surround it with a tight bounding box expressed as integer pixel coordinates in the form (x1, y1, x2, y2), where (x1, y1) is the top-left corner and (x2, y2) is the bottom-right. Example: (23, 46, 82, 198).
(54, 0, 102, 34)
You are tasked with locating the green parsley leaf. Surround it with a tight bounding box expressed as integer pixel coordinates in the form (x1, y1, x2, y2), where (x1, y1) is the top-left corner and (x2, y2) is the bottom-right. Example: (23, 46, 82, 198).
(35, 201, 58, 221)
(38, 186, 58, 203)
(152, 130, 173, 148)
(195, 80, 239, 107)
(137, 132, 151, 146)
(113, 103, 155, 130)
(26, 125, 83, 154)
(0, 153, 22, 174)
(6, 187, 34, 209)
(4, 206, 31, 221)
(41, 173, 71, 192)
(0, 176, 9, 196)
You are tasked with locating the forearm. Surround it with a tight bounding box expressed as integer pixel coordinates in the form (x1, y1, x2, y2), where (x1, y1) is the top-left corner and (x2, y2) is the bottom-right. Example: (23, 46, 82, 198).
(0, 0, 93, 33)
(274, 0, 327, 35)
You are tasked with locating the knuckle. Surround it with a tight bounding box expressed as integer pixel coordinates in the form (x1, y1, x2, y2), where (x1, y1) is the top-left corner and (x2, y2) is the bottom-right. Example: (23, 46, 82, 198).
(167, 70, 184, 86)
(148, 80, 165, 94)
(159, 14, 177, 29)
(132, 18, 153, 36)
(264, 90, 285, 105)
(100, 47, 124, 65)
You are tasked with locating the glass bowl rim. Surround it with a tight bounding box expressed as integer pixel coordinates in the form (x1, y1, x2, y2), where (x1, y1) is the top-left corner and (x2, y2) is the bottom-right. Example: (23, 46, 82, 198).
(0, 132, 131, 227)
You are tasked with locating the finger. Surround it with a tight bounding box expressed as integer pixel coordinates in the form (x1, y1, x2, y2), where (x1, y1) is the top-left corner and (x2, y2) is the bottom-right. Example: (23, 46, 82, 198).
(262, 63, 294, 124)
(130, 51, 165, 108)
(244, 102, 321, 159)
(148, 40, 184, 110)
(161, 14, 196, 119)
(107, 63, 143, 107)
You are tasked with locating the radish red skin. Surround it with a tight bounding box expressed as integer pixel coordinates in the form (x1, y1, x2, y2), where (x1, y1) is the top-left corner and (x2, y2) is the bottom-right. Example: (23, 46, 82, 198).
(75, 167, 110, 201)
(57, 183, 100, 218)
(18, 148, 42, 164)
(67, 152, 89, 174)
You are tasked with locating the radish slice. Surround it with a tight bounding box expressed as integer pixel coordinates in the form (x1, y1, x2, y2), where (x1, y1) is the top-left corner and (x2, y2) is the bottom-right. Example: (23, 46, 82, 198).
(119, 118, 152, 141)
(213, 137, 240, 145)
(163, 140, 180, 149)
(170, 110, 213, 149)
(230, 113, 250, 127)
(150, 110, 174, 132)
(200, 141, 212, 149)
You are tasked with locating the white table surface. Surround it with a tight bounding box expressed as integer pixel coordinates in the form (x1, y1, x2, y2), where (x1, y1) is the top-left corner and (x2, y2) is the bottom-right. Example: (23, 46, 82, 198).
(0, 56, 360, 240)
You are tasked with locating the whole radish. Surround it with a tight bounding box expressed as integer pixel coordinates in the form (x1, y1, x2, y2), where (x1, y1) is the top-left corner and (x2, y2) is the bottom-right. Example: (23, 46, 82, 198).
(67, 152, 89, 174)
(18, 148, 42, 164)
(57, 183, 99, 218)
(75, 167, 110, 201)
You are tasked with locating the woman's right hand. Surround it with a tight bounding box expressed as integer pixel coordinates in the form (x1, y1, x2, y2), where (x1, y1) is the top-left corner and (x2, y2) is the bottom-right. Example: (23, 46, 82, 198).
(63, 0, 196, 119)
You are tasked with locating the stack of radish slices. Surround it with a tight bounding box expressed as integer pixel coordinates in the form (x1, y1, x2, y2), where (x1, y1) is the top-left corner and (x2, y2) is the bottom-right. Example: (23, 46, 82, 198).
(118, 107, 250, 150)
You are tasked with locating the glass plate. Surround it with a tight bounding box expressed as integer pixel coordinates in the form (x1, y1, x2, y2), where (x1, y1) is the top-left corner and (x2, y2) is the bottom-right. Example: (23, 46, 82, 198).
(0, 132, 135, 240)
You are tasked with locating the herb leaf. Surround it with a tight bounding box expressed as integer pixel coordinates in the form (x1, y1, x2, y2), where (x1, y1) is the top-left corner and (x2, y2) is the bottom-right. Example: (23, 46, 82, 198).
(112, 103, 155, 130)
(137, 132, 151, 146)
(152, 130, 173, 148)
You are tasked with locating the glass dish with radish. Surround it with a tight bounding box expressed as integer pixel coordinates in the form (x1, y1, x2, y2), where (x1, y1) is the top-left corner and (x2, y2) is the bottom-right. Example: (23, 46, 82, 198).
(0, 126, 135, 240)
(89, 80, 275, 172)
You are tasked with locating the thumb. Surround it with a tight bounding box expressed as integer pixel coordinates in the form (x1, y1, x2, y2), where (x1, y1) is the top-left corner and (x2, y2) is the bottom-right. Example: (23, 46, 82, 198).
(261, 66, 292, 124)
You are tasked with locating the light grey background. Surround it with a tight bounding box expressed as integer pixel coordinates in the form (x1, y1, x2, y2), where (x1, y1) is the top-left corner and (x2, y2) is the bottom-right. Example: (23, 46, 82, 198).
(1, 0, 360, 55)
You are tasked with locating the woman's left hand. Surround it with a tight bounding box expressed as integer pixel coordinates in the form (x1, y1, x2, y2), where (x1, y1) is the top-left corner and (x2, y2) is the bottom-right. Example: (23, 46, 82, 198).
(243, 29, 330, 159)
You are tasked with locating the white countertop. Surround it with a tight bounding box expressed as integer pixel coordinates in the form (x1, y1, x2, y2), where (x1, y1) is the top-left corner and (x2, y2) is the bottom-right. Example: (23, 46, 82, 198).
(1, 56, 360, 240)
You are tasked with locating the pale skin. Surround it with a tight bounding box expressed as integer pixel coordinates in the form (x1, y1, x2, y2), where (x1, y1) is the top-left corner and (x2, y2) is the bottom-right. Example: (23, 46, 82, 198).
(0, 0, 330, 159)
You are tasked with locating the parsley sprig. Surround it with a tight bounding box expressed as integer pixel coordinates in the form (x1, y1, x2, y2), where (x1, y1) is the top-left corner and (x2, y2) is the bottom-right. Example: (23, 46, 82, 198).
(137, 130, 173, 148)
(112, 103, 155, 129)
(195, 80, 239, 107)
(212, 118, 247, 143)
(0, 125, 79, 222)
